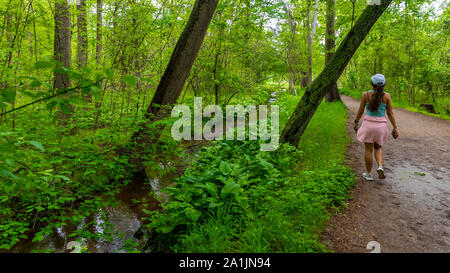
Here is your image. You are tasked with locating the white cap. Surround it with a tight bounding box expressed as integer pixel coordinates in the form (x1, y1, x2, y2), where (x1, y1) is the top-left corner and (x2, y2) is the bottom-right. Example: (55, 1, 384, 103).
(371, 74, 386, 86)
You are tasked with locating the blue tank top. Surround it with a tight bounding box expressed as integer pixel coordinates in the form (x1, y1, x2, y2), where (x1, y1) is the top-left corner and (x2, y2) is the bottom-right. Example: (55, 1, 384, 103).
(365, 90, 386, 117)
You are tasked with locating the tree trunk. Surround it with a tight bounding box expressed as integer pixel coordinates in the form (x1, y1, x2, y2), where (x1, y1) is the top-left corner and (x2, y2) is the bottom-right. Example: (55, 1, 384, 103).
(131, 0, 219, 161)
(284, 1, 298, 95)
(213, 49, 220, 105)
(77, 0, 88, 68)
(350, 0, 356, 28)
(306, 0, 313, 85)
(54, 0, 73, 123)
(324, 0, 341, 102)
(144, 0, 218, 120)
(280, 0, 393, 147)
(96, 0, 102, 66)
(77, 0, 90, 103)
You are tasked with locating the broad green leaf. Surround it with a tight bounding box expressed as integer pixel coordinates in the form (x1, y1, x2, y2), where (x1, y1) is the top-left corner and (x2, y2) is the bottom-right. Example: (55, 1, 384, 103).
(221, 182, 240, 198)
(35, 61, 53, 69)
(5, 159, 15, 167)
(30, 80, 41, 88)
(28, 141, 45, 152)
(0, 88, 16, 103)
(58, 103, 72, 114)
(46, 100, 57, 110)
(54, 67, 70, 74)
(32, 233, 44, 242)
(123, 75, 137, 86)
(55, 175, 70, 181)
(19, 90, 37, 99)
(204, 182, 218, 198)
(219, 161, 233, 175)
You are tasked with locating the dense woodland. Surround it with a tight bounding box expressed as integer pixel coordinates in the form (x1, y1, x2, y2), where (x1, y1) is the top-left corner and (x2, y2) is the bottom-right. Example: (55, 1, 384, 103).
(0, 0, 448, 252)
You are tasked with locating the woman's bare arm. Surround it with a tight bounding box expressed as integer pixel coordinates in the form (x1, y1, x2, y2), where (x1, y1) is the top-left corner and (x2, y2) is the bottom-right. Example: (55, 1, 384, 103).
(355, 92, 367, 124)
(386, 93, 399, 138)
(386, 93, 398, 129)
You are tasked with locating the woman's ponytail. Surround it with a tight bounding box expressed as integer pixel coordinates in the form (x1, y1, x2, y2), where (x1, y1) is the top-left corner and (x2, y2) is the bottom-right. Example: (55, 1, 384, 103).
(368, 84, 384, 112)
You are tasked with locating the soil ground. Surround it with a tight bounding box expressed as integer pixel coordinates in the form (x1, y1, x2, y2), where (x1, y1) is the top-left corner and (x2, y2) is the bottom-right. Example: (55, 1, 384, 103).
(322, 95, 450, 253)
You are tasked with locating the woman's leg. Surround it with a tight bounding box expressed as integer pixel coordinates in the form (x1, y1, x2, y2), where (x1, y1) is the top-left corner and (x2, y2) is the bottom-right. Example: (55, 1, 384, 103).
(364, 143, 374, 174)
(374, 142, 383, 167)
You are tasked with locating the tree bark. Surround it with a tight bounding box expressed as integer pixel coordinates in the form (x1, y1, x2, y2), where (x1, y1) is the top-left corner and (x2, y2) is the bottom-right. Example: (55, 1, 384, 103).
(284, 0, 298, 95)
(77, 0, 90, 103)
(144, 0, 219, 120)
(280, 0, 393, 147)
(77, 0, 88, 68)
(54, 0, 73, 123)
(299, 0, 313, 87)
(324, 0, 341, 102)
(306, 0, 313, 86)
(96, 0, 102, 66)
(131, 0, 219, 161)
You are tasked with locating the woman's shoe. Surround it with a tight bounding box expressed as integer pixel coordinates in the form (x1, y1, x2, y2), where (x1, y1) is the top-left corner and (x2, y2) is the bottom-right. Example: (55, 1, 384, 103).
(377, 167, 386, 179)
(362, 172, 374, 181)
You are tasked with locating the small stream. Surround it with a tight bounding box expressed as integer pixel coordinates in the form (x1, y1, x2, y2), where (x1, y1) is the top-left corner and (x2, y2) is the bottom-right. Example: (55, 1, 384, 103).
(11, 142, 205, 253)
(268, 88, 286, 104)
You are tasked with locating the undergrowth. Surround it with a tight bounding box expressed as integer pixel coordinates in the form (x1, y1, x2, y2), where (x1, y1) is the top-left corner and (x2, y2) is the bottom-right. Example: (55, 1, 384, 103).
(144, 93, 355, 253)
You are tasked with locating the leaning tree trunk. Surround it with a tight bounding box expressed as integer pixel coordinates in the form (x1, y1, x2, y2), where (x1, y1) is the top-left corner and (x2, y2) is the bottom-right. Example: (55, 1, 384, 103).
(324, 0, 341, 102)
(280, 0, 393, 147)
(131, 0, 219, 169)
(143, 0, 219, 120)
(54, 0, 73, 124)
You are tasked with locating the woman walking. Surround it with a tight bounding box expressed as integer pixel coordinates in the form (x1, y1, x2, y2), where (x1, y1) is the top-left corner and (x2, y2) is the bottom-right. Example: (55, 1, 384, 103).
(354, 74, 399, 181)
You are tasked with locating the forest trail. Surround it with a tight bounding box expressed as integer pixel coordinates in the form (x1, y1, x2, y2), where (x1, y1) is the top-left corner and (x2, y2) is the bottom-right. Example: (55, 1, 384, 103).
(322, 95, 450, 253)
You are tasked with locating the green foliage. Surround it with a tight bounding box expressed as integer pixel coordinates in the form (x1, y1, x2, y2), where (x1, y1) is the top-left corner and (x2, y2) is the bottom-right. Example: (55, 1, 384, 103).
(0, 61, 138, 250)
(144, 95, 355, 253)
(1, 0, 446, 253)
(339, 2, 449, 119)
(0, 123, 135, 249)
(146, 140, 300, 234)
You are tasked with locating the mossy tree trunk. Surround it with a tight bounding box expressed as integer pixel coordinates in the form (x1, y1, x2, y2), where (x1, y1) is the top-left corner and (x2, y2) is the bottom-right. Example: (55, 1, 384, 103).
(131, 0, 219, 169)
(325, 0, 341, 102)
(143, 0, 218, 121)
(280, 0, 393, 147)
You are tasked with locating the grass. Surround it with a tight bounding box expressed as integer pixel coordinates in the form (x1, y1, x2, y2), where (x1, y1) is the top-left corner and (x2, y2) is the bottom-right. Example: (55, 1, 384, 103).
(340, 88, 450, 121)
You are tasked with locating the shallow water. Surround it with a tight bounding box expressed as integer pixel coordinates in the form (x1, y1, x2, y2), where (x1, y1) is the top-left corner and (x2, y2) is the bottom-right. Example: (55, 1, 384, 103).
(11, 142, 204, 253)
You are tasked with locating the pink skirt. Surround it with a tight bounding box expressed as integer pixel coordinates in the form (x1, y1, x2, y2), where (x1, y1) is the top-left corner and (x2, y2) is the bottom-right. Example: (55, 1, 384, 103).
(357, 115, 389, 145)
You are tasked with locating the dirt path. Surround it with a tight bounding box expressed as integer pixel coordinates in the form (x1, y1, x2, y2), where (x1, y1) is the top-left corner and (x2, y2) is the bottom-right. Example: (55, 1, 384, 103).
(322, 95, 450, 253)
